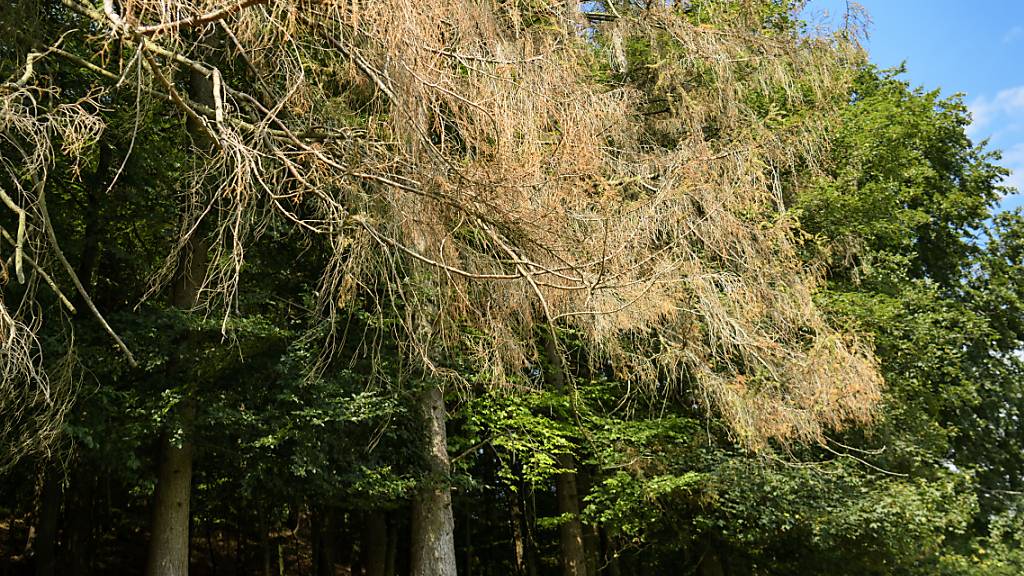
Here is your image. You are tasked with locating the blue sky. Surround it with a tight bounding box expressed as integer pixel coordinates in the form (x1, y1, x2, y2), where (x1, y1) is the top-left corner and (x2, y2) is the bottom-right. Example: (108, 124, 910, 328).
(803, 0, 1024, 212)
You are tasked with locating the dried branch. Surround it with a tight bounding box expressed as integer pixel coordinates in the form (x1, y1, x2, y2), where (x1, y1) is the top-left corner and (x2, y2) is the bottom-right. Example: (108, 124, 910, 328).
(137, 0, 270, 35)
(0, 226, 77, 313)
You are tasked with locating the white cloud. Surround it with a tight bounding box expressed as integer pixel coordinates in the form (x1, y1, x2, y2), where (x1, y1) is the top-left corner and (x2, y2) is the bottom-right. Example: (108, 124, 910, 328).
(1001, 143, 1024, 194)
(1004, 142, 1024, 166)
(968, 85, 1024, 139)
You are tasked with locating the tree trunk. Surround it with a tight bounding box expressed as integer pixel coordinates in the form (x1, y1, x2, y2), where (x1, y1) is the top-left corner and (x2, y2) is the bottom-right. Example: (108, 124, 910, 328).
(75, 137, 110, 288)
(556, 453, 588, 576)
(66, 468, 95, 576)
(260, 517, 271, 576)
(509, 484, 527, 576)
(410, 385, 457, 576)
(313, 507, 337, 576)
(462, 508, 473, 576)
(144, 400, 196, 576)
(384, 512, 398, 576)
(33, 467, 61, 576)
(361, 511, 388, 576)
(601, 529, 621, 576)
(541, 334, 589, 576)
(144, 61, 213, 576)
(577, 469, 601, 576)
(696, 540, 726, 576)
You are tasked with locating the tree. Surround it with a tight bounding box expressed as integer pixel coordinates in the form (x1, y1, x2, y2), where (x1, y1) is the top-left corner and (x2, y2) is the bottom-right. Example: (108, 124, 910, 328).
(3, 1, 891, 573)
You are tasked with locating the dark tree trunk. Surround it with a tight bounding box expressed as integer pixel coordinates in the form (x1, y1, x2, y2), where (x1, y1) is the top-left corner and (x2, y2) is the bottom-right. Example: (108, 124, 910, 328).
(75, 137, 110, 288)
(384, 512, 398, 576)
(361, 511, 388, 576)
(260, 523, 271, 576)
(523, 488, 540, 576)
(65, 469, 95, 576)
(461, 508, 473, 576)
(33, 467, 61, 576)
(697, 539, 726, 576)
(509, 484, 528, 576)
(601, 529, 621, 576)
(577, 468, 600, 576)
(313, 508, 336, 576)
(410, 385, 457, 576)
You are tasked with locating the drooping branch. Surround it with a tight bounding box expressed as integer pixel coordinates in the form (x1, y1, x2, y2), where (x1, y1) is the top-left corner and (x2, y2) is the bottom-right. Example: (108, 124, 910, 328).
(37, 183, 137, 367)
(0, 226, 77, 313)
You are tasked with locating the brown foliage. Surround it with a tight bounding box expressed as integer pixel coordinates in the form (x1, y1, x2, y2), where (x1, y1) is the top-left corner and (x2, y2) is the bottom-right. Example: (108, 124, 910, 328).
(2, 0, 881, 449)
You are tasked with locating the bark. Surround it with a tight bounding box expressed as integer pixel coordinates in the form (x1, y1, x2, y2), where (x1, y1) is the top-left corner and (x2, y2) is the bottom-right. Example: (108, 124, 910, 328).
(462, 508, 473, 576)
(361, 511, 388, 576)
(697, 541, 726, 576)
(523, 488, 540, 576)
(144, 61, 213, 576)
(410, 385, 457, 576)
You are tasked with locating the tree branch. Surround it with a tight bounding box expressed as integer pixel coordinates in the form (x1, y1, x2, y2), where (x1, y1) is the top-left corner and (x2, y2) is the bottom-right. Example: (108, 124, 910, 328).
(37, 182, 137, 366)
(137, 0, 270, 35)
(0, 226, 77, 314)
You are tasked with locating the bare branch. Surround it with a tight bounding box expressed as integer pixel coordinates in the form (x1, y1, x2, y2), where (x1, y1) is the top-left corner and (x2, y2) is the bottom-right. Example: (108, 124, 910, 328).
(137, 0, 270, 35)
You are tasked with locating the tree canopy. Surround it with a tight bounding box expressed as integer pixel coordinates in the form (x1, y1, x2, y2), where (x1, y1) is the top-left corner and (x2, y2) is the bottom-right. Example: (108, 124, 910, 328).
(1, 1, 1022, 575)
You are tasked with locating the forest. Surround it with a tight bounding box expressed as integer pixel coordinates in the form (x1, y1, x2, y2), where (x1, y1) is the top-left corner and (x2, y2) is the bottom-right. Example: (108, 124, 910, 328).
(1, 0, 1022, 574)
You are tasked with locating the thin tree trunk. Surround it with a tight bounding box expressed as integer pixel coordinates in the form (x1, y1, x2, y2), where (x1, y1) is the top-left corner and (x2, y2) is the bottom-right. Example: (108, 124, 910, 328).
(75, 137, 110, 288)
(384, 512, 398, 576)
(523, 487, 540, 576)
(66, 468, 94, 576)
(601, 529, 621, 576)
(206, 522, 218, 576)
(314, 508, 336, 576)
(541, 335, 588, 576)
(509, 483, 528, 576)
(410, 385, 457, 576)
(33, 467, 61, 576)
(577, 468, 600, 576)
(261, 526, 271, 576)
(144, 60, 213, 576)
(696, 537, 726, 576)
(462, 508, 473, 576)
(362, 511, 388, 576)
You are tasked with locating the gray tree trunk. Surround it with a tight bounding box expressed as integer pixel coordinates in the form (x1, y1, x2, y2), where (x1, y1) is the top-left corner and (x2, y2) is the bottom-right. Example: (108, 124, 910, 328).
(410, 385, 457, 576)
(144, 416, 195, 576)
(144, 60, 213, 576)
